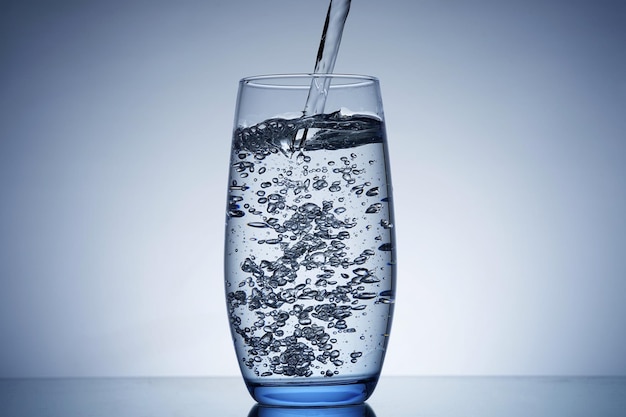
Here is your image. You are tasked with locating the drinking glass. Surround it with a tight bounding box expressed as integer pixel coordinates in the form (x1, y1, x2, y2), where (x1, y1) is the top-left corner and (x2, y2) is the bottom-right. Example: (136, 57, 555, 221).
(224, 74, 396, 406)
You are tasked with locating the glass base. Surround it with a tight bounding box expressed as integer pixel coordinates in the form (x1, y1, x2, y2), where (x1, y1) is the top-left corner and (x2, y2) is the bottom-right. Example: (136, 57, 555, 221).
(246, 377, 379, 406)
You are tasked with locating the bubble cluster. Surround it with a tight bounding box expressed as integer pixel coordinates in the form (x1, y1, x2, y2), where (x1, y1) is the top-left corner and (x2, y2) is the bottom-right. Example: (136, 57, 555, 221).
(226, 114, 395, 380)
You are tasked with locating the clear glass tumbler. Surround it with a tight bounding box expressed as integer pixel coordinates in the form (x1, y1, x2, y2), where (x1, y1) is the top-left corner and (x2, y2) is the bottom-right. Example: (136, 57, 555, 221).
(224, 74, 396, 406)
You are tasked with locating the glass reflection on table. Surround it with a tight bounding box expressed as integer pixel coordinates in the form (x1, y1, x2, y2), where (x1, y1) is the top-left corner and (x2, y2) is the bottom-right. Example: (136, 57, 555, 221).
(248, 403, 376, 417)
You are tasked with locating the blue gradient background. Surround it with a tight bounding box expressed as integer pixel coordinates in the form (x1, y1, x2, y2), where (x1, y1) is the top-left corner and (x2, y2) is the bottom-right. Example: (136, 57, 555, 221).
(1, 0, 625, 377)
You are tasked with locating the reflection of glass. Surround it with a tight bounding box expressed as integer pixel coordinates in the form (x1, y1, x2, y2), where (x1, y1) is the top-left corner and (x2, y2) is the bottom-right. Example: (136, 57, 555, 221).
(225, 74, 396, 406)
(248, 403, 376, 417)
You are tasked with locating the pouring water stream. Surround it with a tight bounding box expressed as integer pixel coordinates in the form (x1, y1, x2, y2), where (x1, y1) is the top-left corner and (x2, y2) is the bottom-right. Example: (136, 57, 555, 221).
(291, 0, 351, 151)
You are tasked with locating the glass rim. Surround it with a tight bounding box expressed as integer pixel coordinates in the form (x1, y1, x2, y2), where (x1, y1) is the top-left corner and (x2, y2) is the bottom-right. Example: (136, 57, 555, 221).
(240, 73, 379, 89)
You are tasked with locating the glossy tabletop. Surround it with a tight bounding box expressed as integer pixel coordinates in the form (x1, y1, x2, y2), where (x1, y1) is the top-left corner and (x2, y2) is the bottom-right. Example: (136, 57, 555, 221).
(1, 376, 625, 417)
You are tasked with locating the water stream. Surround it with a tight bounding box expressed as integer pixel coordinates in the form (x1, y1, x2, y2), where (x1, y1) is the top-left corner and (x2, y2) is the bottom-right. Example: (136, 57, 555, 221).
(291, 0, 351, 151)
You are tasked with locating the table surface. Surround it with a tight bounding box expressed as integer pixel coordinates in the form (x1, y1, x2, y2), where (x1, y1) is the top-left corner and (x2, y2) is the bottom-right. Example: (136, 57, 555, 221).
(1, 376, 625, 417)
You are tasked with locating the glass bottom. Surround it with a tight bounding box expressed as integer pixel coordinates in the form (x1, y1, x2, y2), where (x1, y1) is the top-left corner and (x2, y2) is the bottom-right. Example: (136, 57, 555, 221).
(245, 377, 379, 406)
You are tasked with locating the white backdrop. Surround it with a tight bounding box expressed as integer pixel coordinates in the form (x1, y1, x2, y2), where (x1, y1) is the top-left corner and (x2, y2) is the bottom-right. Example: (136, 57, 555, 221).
(1, 0, 625, 377)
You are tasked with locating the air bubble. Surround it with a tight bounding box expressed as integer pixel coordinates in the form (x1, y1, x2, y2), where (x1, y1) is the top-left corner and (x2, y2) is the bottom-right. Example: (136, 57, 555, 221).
(378, 243, 393, 251)
(313, 179, 328, 190)
(354, 292, 377, 300)
(380, 219, 394, 229)
(365, 203, 382, 214)
(247, 222, 269, 228)
(228, 210, 245, 218)
(366, 187, 379, 196)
